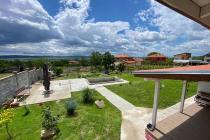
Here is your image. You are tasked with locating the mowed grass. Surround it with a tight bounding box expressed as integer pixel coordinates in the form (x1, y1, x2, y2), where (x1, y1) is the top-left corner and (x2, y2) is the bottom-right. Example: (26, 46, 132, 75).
(0, 73, 13, 79)
(107, 73, 197, 109)
(0, 90, 121, 140)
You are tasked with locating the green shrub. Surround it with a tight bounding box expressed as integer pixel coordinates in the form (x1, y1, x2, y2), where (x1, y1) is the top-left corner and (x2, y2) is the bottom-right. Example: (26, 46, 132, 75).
(54, 67, 63, 76)
(82, 88, 94, 104)
(65, 99, 77, 116)
(129, 81, 132, 85)
(42, 107, 60, 133)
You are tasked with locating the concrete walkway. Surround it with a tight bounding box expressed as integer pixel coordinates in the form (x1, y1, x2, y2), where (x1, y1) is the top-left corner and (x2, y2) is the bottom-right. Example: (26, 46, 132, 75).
(95, 86, 135, 112)
(94, 85, 196, 140)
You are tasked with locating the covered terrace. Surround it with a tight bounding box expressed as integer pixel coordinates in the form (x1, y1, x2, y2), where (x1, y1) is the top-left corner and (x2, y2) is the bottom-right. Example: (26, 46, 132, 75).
(133, 64, 210, 140)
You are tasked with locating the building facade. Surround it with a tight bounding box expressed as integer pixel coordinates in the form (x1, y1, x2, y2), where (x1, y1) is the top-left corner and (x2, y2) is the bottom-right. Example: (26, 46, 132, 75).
(174, 53, 191, 60)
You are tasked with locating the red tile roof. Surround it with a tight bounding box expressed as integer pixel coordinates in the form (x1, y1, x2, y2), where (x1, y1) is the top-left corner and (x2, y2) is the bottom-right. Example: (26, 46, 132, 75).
(148, 53, 166, 58)
(133, 64, 210, 81)
(133, 58, 144, 62)
(115, 54, 129, 58)
(123, 60, 137, 64)
(136, 64, 210, 72)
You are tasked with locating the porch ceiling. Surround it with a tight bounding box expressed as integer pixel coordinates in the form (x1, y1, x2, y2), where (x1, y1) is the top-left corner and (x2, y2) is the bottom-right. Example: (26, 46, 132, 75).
(156, 0, 210, 29)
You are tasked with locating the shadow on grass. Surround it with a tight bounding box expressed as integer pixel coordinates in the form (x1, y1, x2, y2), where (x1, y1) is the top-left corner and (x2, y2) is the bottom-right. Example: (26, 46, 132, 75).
(22, 111, 30, 117)
(66, 112, 79, 118)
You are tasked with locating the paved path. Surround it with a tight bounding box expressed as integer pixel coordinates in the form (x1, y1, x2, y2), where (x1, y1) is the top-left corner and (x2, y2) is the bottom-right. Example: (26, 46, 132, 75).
(94, 85, 196, 140)
(95, 86, 135, 112)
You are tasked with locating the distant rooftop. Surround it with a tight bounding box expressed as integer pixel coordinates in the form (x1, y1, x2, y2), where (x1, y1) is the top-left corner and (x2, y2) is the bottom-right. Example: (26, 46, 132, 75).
(115, 54, 129, 58)
(204, 53, 210, 57)
(174, 52, 191, 56)
(148, 53, 166, 58)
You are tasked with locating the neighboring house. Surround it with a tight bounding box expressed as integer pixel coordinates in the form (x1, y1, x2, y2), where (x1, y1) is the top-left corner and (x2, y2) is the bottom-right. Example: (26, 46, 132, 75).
(69, 60, 79, 65)
(174, 53, 191, 60)
(115, 54, 143, 66)
(173, 53, 206, 66)
(204, 53, 210, 63)
(147, 53, 167, 62)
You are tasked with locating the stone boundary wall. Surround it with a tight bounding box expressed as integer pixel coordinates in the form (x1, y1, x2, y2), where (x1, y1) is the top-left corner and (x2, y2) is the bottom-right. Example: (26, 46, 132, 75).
(0, 69, 43, 105)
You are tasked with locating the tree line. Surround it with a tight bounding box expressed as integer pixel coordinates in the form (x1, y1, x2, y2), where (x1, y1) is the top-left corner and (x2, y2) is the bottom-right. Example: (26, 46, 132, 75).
(0, 51, 121, 74)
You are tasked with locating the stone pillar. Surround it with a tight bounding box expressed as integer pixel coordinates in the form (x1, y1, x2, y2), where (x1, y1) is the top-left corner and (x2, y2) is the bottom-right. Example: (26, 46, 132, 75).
(13, 71, 19, 90)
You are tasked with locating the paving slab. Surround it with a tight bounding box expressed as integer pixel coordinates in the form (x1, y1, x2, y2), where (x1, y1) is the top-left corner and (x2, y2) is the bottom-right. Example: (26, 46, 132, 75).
(20, 81, 71, 105)
(95, 86, 135, 112)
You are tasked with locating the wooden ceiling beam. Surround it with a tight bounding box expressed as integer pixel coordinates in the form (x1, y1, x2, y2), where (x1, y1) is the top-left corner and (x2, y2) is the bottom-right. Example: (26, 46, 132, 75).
(200, 3, 210, 18)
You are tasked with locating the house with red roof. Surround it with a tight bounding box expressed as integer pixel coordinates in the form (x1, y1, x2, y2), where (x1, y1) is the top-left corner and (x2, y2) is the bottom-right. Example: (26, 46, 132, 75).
(147, 53, 167, 62)
(115, 54, 143, 66)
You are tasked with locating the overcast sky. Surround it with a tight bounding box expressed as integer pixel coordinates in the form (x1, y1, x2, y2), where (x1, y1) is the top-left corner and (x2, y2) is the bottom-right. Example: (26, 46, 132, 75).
(0, 0, 209, 56)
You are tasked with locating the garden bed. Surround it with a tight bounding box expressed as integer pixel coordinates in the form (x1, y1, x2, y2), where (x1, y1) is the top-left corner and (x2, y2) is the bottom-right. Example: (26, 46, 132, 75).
(87, 77, 122, 85)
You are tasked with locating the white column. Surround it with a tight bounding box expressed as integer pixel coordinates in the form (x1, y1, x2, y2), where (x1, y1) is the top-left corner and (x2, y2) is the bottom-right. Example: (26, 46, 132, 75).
(180, 80, 187, 113)
(147, 79, 160, 131)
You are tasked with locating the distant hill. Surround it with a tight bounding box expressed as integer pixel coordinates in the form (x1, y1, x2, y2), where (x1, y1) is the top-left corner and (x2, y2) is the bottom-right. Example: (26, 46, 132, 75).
(0, 55, 89, 60)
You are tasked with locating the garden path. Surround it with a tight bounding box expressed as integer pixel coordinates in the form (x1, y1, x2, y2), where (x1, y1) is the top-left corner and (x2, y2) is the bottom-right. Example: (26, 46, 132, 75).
(95, 86, 135, 112)
(95, 86, 195, 140)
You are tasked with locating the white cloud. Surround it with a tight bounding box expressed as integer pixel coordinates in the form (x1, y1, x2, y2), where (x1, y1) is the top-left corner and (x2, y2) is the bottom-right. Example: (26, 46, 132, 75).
(0, 0, 62, 45)
(0, 0, 209, 56)
(135, 0, 210, 56)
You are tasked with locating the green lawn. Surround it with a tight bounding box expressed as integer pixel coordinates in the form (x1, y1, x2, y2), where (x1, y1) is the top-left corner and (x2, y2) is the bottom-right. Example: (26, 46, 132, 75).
(0, 73, 13, 79)
(107, 73, 197, 109)
(0, 90, 121, 140)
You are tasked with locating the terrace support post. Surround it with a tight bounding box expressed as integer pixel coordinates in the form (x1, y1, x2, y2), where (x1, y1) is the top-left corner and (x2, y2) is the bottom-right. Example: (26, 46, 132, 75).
(180, 80, 187, 113)
(147, 79, 160, 131)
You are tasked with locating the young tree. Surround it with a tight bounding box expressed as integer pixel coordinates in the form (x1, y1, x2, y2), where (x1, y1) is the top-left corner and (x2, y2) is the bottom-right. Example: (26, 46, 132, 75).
(0, 109, 13, 139)
(102, 52, 115, 73)
(110, 64, 115, 72)
(42, 107, 60, 133)
(54, 67, 63, 76)
(117, 63, 125, 73)
(79, 57, 90, 66)
(90, 51, 102, 71)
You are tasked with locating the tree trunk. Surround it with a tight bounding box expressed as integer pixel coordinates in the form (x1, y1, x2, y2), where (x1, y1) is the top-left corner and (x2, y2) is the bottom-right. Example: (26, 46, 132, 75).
(6, 123, 12, 139)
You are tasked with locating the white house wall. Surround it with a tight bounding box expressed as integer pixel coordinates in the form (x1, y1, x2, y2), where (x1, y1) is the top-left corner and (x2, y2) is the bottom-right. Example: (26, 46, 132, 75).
(198, 81, 210, 93)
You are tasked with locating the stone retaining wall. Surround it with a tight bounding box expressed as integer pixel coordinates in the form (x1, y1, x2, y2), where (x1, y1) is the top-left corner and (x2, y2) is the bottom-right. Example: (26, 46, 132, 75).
(0, 69, 43, 105)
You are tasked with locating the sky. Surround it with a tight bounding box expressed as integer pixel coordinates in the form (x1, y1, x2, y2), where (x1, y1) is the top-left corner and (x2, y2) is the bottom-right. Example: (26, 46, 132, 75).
(0, 0, 209, 56)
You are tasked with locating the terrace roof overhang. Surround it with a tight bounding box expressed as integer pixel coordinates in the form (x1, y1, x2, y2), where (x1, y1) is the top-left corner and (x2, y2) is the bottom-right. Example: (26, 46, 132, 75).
(133, 70, 210, 81)
(133, 64, 210, 81)
(155, 0, 210, 30)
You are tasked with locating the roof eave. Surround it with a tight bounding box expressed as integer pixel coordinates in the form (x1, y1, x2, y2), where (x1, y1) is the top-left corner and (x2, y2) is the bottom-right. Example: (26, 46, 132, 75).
(155, 0, 210, 30)
(133, 72, 210, 81)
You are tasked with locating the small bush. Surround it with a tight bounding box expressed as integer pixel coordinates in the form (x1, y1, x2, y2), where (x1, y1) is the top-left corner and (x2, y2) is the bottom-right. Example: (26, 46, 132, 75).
(54, 67, 63, 76)
(129, 81, 132, 85)
(82, 88, 94, 104)
(42, 107, 60, 132)
(65, 99, 77, 116)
